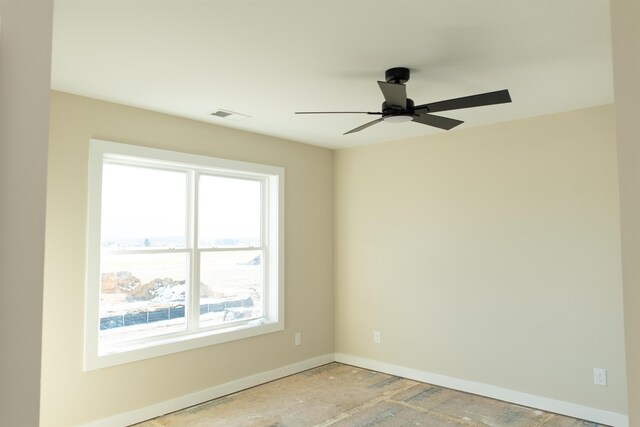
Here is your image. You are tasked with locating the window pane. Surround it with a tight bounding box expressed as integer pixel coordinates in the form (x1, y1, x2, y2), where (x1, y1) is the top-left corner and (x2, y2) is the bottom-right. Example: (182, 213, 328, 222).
(99, 253, 189, 350)
(101, 164, 187, 249)
(199, 250, 263, 328)
(198, 175, 261, 248)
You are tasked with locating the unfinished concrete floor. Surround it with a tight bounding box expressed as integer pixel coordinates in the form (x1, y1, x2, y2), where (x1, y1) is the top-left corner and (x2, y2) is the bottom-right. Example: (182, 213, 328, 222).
(133, 362, 604, 427)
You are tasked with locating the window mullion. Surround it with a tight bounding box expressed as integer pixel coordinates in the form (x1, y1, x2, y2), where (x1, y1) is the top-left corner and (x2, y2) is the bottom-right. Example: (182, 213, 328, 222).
(261, 178, 269, 319)
(188, 170, 200, 332)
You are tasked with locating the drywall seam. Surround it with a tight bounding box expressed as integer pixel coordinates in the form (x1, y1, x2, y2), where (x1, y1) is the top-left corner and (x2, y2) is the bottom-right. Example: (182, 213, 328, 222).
(336, 353, 628, 427)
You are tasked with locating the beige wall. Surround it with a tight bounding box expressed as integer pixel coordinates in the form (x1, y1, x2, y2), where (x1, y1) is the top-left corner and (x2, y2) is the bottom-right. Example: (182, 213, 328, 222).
(41, 91, 334, 426)
(0, 1, 53, 426)
(334, 105, 627, 414)
(611, 1, 640, 425)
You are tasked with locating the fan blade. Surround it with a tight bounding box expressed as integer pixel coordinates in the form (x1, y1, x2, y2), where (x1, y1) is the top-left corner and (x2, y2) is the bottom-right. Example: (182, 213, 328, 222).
(412, 114, 464, 130)
(295, 111, 383, 115)
(377, 81, 407, 109)
(344, 117, 384, 135)
(414, 89, 511, 114)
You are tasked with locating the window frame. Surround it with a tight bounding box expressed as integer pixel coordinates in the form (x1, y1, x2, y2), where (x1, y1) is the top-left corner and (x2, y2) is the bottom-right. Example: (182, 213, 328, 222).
(85, 139, 284, 371)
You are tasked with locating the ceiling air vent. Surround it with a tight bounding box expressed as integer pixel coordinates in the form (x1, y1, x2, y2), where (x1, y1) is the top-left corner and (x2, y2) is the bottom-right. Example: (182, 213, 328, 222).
(210, 109, 251, 121)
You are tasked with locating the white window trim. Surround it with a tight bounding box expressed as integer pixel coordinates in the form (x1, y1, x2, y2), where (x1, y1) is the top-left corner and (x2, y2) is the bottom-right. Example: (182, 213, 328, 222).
(85, 139, 284, 371)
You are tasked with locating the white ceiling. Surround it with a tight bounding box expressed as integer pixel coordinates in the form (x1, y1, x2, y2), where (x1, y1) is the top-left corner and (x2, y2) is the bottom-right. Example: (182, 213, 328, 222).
(51, 0, 614, 149)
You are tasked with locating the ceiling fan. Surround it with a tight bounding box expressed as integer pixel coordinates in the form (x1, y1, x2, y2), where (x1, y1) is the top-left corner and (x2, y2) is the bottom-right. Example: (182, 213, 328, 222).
(296, 67, 512, 135)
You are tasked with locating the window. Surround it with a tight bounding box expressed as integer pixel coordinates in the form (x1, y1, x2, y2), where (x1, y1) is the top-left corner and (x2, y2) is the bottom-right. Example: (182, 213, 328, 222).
(85, 139, 284, 370)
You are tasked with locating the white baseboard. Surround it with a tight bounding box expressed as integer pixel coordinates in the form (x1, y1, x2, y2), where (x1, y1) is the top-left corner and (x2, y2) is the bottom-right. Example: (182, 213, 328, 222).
(335, 353, 628, 427)
(81, 353, 628, 427)
(81, 353, 334, 427)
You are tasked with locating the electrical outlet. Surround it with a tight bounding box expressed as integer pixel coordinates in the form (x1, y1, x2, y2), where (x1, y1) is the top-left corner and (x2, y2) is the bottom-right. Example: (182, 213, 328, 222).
(294, 332, 301, 346)
(373, 331, 381, 344)
(593, 368, 607, 386)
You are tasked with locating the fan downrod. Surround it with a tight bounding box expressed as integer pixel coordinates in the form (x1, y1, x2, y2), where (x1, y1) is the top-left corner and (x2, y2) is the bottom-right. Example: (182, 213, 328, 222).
(385, 67, 410, 84)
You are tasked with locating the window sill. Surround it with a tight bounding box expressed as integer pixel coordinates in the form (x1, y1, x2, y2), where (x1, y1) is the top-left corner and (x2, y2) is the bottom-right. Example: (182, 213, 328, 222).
(85, 320, 283, 371)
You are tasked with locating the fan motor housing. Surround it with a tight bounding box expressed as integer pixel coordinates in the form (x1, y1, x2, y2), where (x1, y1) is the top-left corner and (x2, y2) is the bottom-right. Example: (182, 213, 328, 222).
(382, 98, 414, 115)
